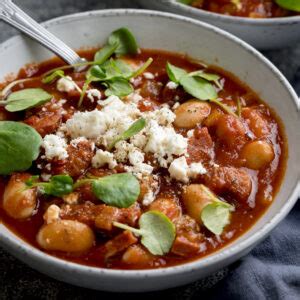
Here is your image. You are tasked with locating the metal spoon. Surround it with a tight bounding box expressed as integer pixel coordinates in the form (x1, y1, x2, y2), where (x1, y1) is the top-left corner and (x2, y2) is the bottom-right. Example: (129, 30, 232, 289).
(0, 0, 86, 67)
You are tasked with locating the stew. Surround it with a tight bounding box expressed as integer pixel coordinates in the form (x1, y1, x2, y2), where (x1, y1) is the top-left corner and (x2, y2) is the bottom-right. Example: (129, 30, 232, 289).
(0, 28, 287, 270)
(180, 0, 300, 18)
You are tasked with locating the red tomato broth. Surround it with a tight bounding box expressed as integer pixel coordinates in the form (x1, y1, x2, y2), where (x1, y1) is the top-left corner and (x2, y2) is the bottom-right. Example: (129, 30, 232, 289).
(0, 48, 287, 270)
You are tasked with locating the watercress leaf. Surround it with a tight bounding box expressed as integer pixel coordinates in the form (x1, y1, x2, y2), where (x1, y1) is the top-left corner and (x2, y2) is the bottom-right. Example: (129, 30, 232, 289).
(108, 118, 146, 150)
(94, 42, 119, 64)
(92, 173, 140, 208)
(25, 175, 39, 187)
(89, 65, 106, 80)
(42, 70, 65, 84)
(108, 27, 139, 56)
(113, 59, 133, 78)
(0, 121, 42, 175)
(5, 88, 52, 112)
(275, 0, 300, 12)
(104, 78, 133, 97)
(189, 70, 220, 82)
(201, 201, 234, 235)
(166, 62, 187, 83)
(139, 211, 176, 256)
(42, 175, 74, 197)
(180, 74, 217, 101)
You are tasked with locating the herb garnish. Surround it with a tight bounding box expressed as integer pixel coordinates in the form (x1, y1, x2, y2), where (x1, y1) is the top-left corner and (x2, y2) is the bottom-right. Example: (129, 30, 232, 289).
(108, 118, 146, 150)
(275, 0, 300, 12)
(166, 62, 237, 116)
(113, 211, 176, 255)
(26, 175, 73, 197)
(0, 121, 42, 175)
(199, 185, 235, 235)
(0, 88, 52, 112)
(74, 173, 140, 208)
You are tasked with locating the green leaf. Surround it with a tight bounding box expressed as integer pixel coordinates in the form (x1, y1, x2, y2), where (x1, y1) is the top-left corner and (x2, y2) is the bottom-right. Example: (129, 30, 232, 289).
(104, 78, 133, 97)
(108, 27, 139, 56)
(94, 42, 119, 64)
(0, 121, 42, 175)
(180, 74, 217, 101)
(26, 175, 73, 197)
(4, 88, 52, 112)
(275, 0, 300, 12)
(189, 70, 220, 85)
(92, 173, 140, 208)
(166, 62, 187, 83)
(201, 201, 234, 235)
(139, 211, 176, 256)
(113, 211, 176, 255)
(42, 70, 65, 84)
(108, 118, 146, 150)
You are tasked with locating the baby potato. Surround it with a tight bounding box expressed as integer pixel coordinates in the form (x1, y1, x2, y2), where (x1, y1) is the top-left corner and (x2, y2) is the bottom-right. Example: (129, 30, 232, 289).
(174, 100, 211, 129)
(241, 140, 274, 170)
(37, 220, 95, 253)
(182, 184, 214, 223)
(3, 173, 37, 219)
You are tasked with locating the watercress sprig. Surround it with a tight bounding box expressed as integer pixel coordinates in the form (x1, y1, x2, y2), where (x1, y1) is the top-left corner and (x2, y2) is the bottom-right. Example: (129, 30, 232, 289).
(166, 62, 237, 117)
(0, 121, 42, 175)
(25, 175, 73, 197)
(275, 0, 300, 12)
(199, 185, 235, 235)
(113, 211, 176, 256)
(74, 173, 140, 208)
(0, 88, 52, 112)
(108, 118, 146, 150)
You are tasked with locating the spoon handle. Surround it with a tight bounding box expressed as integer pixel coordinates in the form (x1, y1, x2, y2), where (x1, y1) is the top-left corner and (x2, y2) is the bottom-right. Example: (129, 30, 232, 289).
(0, 0, 85, 65)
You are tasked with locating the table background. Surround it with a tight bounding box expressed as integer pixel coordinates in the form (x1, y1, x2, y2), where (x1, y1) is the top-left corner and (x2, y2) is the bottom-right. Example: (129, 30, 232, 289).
(0, 1, 299, 299)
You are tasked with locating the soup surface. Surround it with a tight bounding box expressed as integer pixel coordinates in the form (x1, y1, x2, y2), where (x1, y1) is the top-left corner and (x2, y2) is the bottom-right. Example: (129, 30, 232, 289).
(184, 0, 298, 18)
(0, 28, 286, 270)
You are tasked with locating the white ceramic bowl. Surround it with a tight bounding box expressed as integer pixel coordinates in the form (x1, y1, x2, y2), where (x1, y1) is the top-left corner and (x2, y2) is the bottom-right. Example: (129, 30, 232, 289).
(0, 9, 300, 292)
(137, 0, 300, 50)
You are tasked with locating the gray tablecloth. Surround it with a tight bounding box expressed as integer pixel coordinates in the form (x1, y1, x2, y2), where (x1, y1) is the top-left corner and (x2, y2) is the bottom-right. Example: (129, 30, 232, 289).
(0, 1, 299, 299)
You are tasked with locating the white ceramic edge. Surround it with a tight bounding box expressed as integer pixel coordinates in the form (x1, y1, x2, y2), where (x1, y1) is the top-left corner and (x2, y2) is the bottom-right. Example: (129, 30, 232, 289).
(151, 0, 300, 25)
(0, 8, 299, 289)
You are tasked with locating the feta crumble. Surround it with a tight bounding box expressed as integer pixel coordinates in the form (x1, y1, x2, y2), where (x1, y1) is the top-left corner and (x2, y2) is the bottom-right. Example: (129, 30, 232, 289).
(43, 204, 60, 224)
(57, 76, 77, 93)
(86, 89, 101, 102)
(166, 81, 178, 90)
(143, 72, 155, 79)
(42, 134, 68, 160)
(92, 149, 117, 169)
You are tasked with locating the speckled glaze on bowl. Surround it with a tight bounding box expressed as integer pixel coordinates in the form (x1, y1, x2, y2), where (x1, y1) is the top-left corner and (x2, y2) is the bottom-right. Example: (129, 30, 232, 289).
(0, 9, 299, 292)
(137, 0, 300, 50)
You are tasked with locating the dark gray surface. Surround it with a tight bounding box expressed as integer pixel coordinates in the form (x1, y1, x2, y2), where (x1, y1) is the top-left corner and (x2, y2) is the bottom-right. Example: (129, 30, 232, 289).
(0, 1, 299, 299)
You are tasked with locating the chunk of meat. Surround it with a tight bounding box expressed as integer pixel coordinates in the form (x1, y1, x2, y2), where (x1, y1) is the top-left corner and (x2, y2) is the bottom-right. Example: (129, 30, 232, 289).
(24, 110, 62, 137)
(215, 114, 247, 148)
(122, 245, 155, 266)
(204, 166, 252, 201)
(103, 231, 138, 259)
(61, 202, 141, 231)
(65, 141, 94, 177)
(242, 107, 271, 138)
(171, 215, 203, 257)
(187, 127, 214, 163)
(148, 197, 181, 221)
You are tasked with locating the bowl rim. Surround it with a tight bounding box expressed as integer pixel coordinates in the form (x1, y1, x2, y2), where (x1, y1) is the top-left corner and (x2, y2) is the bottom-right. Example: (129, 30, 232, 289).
(154, 0, 300, 25)
(0, 8, 300, 280)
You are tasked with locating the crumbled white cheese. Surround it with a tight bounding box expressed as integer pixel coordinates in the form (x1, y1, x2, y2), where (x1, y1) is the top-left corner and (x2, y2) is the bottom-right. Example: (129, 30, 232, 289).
(41, 173, 52, 181)
(144, 105, 176, 126)
(172, 102, 180, 110)
(144, 120, 188, 168)
(63, 192, 79, 205)
(42, 134, 68, 160)
(143, 72, 155, 79)
(143, 189, 156, 206)
(92, 149, 117, 169)
(188, 162, 207, 178)
(57, 99, 67, 106)
(70, 137, 89, 147)
(57, 76, 77, 93)
(168, 157, 207, 183)
(128, 148, 144, 166)
(187, 129, 195, 138)
(166, 81, 179, 90)
(168, 156, 189, 183)
(125, 92, 143, 103)
(43, 204, 60, 224)
(87, 89, 101, 102)
(66, 110, 107, 139)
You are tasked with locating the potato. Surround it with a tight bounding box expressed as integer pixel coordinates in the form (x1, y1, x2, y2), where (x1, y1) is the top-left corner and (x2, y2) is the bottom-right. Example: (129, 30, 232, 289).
(37, 220, 95, 253)
(174, 100, 211, 129)
(241, 140, 274, 170)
